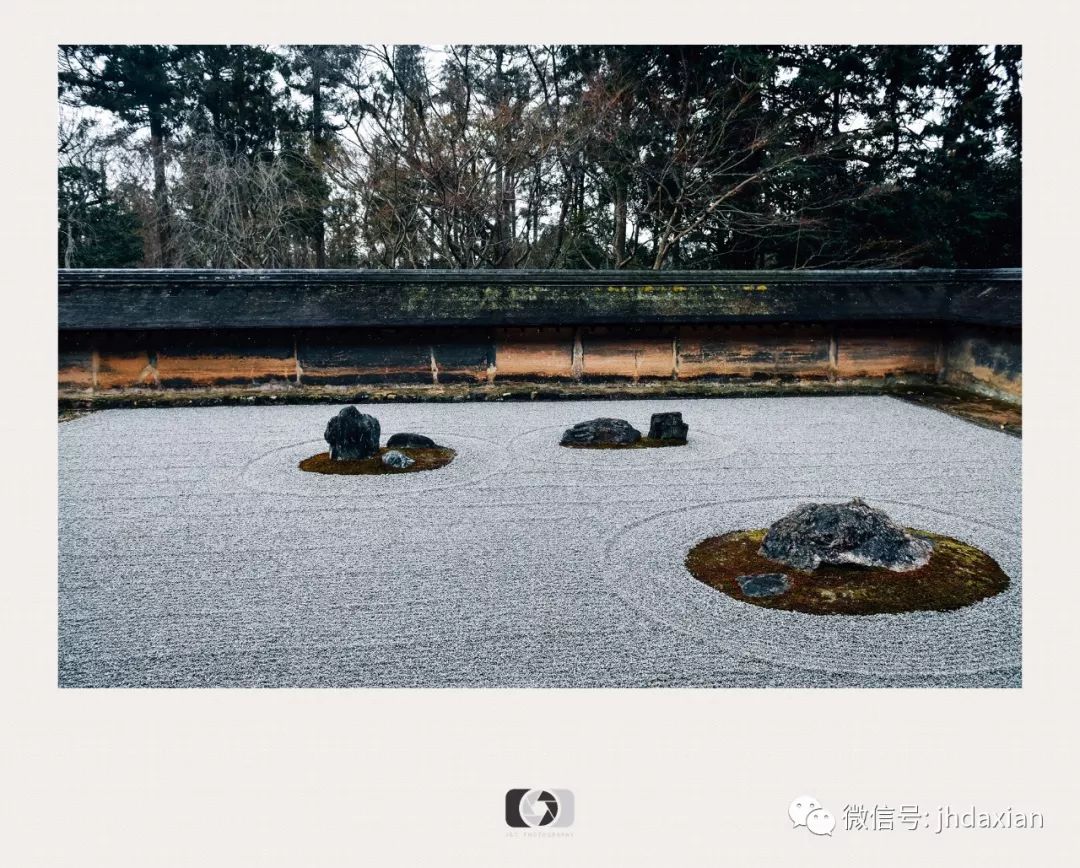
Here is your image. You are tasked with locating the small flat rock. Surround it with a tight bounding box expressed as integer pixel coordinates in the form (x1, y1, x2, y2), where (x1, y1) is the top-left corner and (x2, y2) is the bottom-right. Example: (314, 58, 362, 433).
(381, 450, 415, 469)
(560, 417, 642, 446)
(324, 406, 380, 461)
(387, 432, 437, 448)
(648, 411, 689, 442)
(736, 573, 791, 598)
(760, 498, 934, 572)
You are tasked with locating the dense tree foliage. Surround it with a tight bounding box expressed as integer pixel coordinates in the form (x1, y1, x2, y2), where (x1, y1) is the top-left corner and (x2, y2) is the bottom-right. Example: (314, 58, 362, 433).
(57, 44, 1020, 270)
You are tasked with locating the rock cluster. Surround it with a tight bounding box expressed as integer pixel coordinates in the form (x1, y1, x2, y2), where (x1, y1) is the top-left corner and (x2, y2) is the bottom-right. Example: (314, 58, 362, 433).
(560, 417, 642, 447)
(648, 411, 689, 443)
(760, 498, 934, 572)
(323, 407, 441, 468)
(324, 406, 380, 460)
(560, 411, 691, 447)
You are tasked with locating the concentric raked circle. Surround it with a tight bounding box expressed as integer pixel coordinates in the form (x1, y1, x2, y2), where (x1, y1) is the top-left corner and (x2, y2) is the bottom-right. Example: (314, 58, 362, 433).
(602, 496, 1021, 676)
(240, 431, 508, 498)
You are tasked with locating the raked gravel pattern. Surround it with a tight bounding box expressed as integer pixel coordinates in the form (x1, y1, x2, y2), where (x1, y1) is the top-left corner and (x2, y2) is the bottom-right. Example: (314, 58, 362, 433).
(58, 396, 1021, 688)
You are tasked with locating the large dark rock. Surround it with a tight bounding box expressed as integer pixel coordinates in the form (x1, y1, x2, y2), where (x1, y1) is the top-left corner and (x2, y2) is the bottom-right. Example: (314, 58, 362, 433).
(760, 498, 934, 572)
(648, 411, 689, 442)
(387, 432, 437, 448)
(560, 418, 642, 447)
(324, 406, 380, 461)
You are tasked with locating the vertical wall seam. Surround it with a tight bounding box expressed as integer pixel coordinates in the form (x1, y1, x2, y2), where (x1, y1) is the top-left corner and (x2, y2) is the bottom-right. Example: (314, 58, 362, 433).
(145, 347, 160, 388)
(486, 336, 497, 383)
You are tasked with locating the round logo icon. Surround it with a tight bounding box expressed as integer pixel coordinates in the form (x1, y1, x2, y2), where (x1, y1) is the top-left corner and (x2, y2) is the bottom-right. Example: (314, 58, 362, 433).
(518, 789, 560, 827)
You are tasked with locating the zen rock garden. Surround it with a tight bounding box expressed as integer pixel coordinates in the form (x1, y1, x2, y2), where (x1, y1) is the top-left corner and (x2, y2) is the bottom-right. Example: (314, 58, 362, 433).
(561, 411, 689, 448)
(304, 409, 1008, 616)
(299, 406, 455, 475)
(685, 498, 1009, 616)
(59, 396, 1021, 687)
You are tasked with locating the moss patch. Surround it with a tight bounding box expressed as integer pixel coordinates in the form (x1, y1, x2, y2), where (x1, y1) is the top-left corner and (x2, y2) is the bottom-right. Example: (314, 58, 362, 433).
(58, 406, 95, 423)
(299, 446, 456, 475)
(562, 437, 687, 450)
(685, 528, 1009, 615)
(892, 387, 1021, 437)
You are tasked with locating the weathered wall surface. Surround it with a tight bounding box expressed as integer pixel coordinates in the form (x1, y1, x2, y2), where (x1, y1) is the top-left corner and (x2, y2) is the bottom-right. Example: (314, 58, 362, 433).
(59, 322, 1020, 401)
(943, 326, 1022, 400)
(58, 269, 1021, 404)
(59, 267, 1021, 329)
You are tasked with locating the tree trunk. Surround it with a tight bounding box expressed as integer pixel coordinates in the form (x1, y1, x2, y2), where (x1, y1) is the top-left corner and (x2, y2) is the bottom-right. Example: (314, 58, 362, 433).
(498, 170, 515, 269)
(492, 48, 514, 269)
(611, 97, 631, 267)
(312, 65, 327, 269)
(546, 174, 571, 267)
(652, 241, 667, 270)
(64, 211, 74, 268)
(148, 110, 171, 266)
(613, 179, 627, 266)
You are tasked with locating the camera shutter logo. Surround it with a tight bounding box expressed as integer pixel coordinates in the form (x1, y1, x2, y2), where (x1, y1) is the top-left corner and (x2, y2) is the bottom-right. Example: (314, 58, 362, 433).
(505, 789, 575, 828)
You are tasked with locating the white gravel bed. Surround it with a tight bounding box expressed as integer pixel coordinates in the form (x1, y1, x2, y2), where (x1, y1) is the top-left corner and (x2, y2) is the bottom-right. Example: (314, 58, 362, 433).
(58, 396, 1021, 687)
